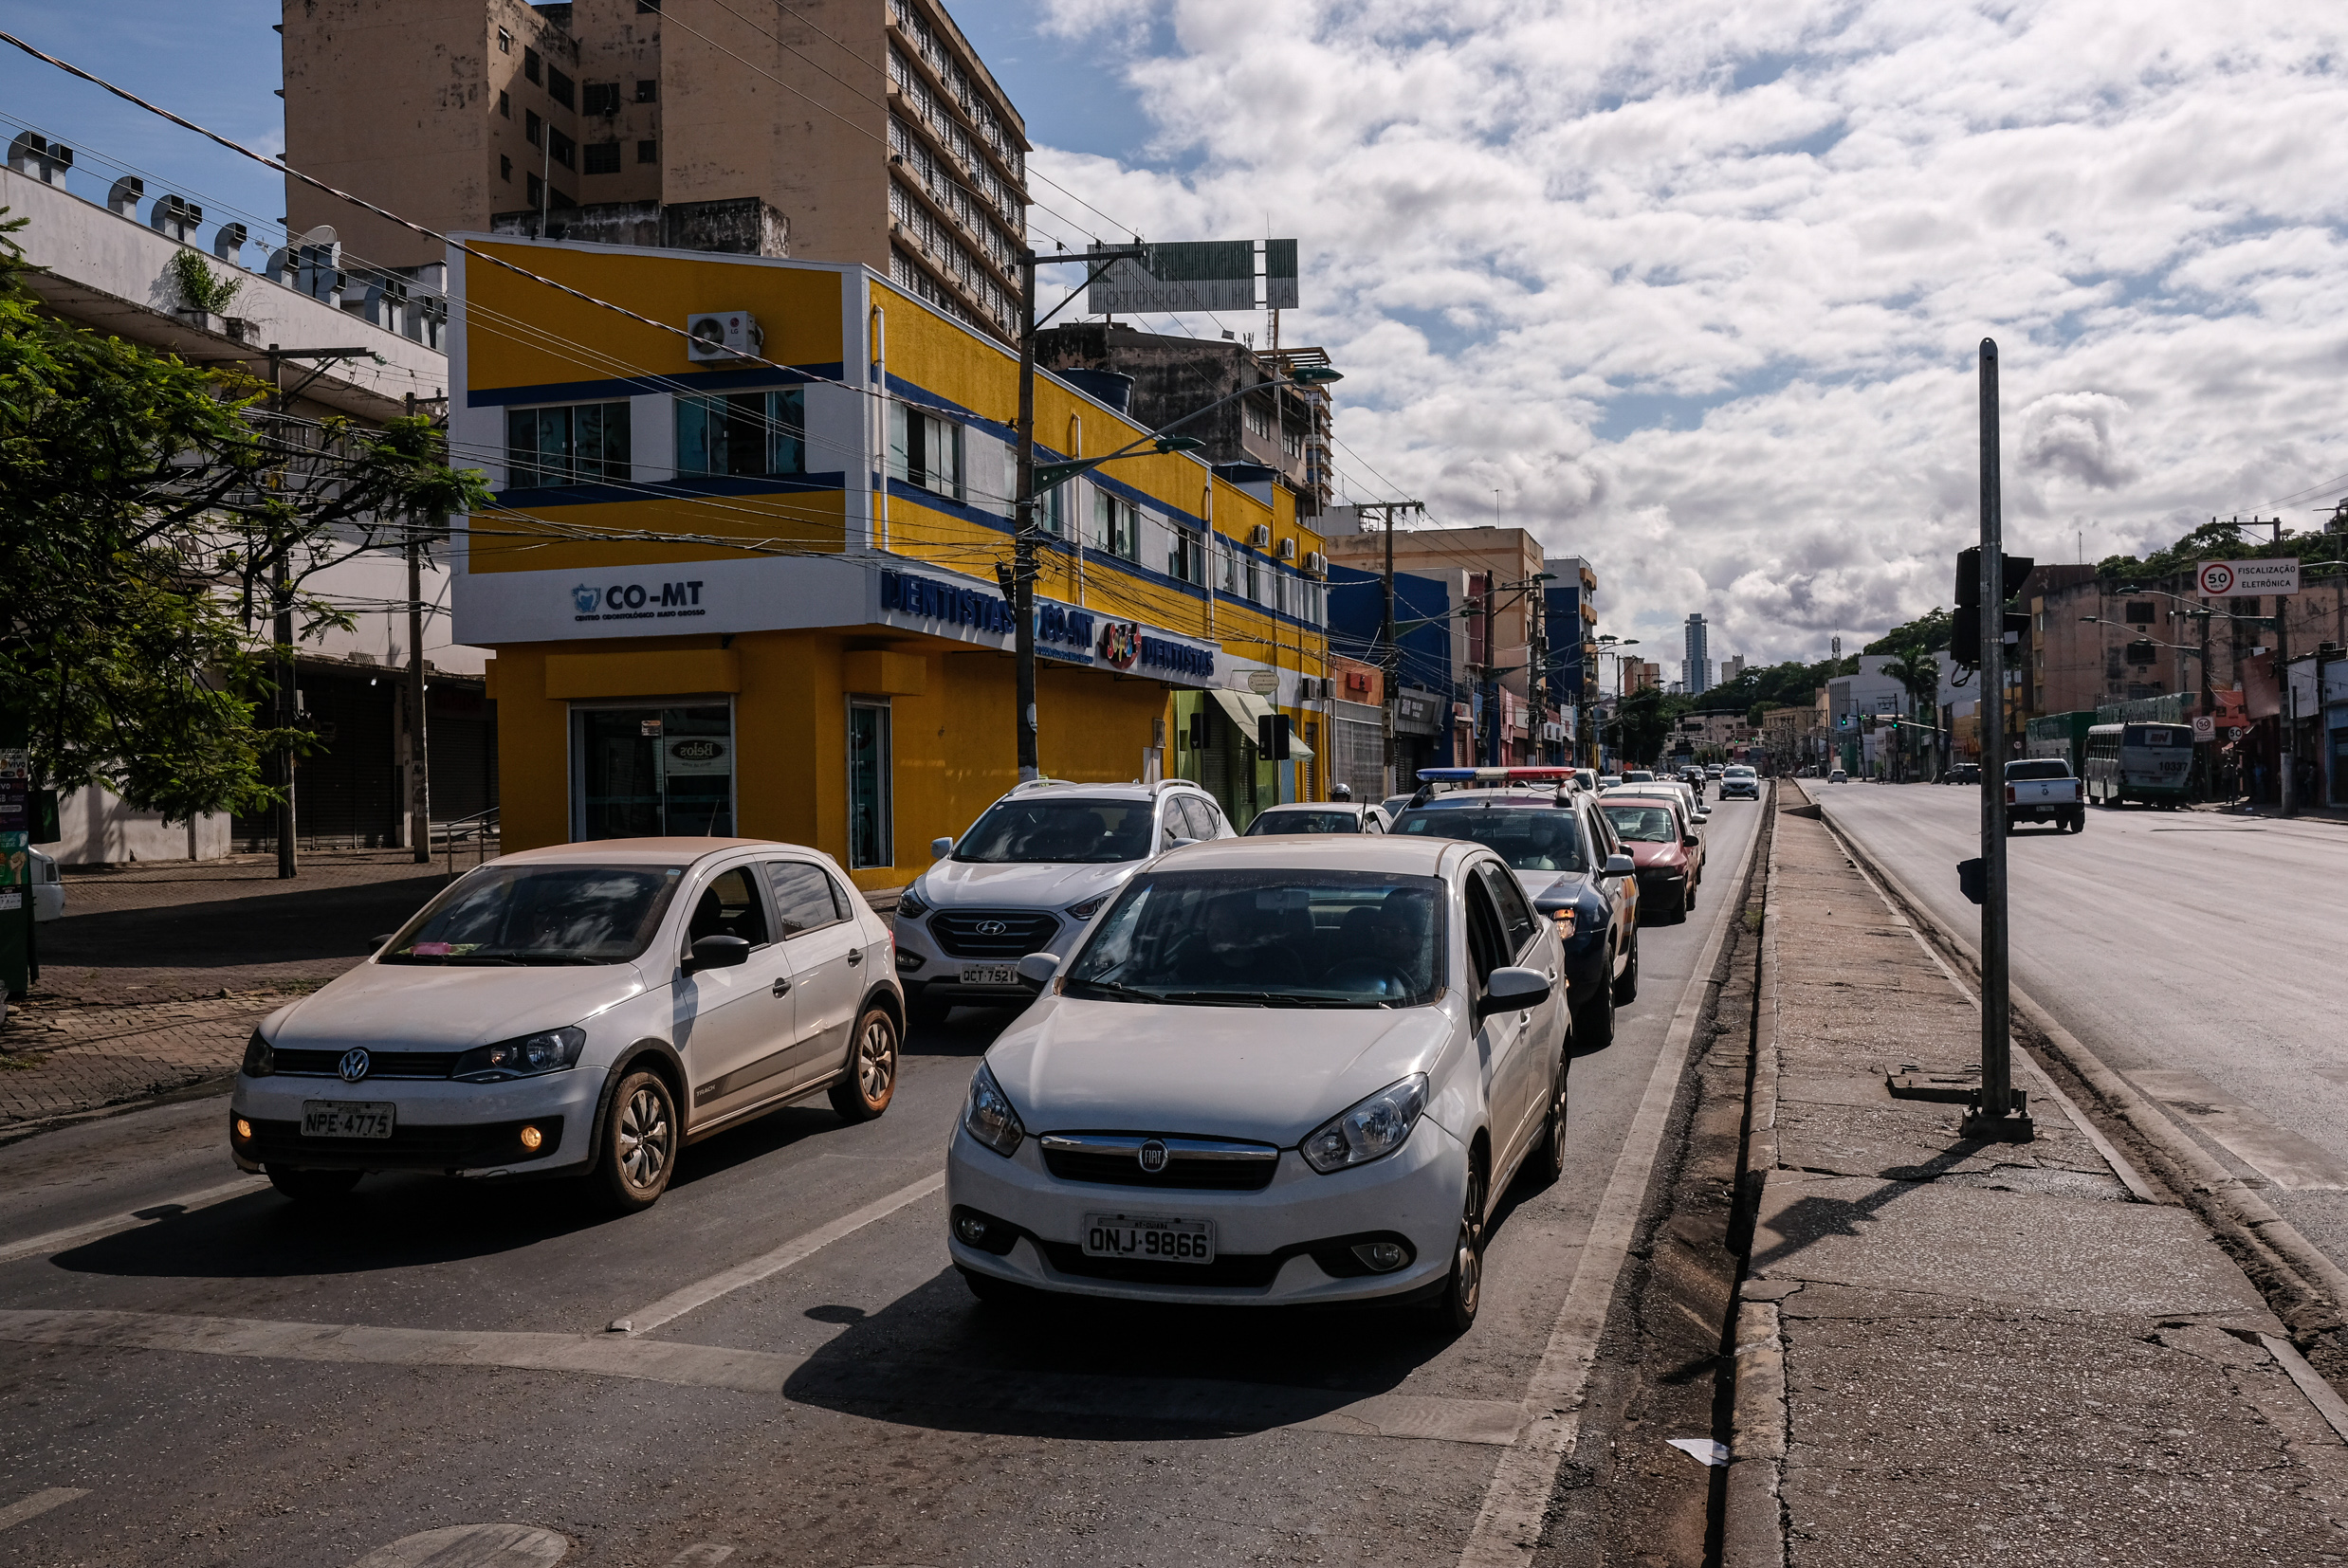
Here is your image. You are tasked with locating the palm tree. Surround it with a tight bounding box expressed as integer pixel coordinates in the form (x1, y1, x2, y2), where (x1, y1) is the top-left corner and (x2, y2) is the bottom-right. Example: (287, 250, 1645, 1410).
(1880, 648, 1944, 780)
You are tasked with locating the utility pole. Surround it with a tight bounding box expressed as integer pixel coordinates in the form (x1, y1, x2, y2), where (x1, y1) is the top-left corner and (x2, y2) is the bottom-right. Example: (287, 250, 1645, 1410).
(1014, 250, 1041, 782)
(270, 350, 297, 882)
(1383, 505, 1397, 795)
(404, 396, 433, 865)
(1969, 337, 2030, 1140)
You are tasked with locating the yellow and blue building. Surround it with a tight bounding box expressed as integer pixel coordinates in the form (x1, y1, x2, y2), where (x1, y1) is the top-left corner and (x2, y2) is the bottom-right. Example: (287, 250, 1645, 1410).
(449, 237, 1331, 889)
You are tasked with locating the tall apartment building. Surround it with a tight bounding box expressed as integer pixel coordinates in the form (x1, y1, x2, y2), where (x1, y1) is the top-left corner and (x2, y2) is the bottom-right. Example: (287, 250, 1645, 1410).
(283, 0, 1028, 341)
(1683, 612, 1712, 695)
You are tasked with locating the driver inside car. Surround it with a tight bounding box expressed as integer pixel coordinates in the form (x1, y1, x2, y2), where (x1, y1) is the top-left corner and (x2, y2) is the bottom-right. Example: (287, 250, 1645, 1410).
(1173, 893, 1308, 988)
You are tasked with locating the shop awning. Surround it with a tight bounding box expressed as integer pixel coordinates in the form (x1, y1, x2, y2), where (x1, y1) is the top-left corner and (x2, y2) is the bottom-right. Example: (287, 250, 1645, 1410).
(1209, 688, 1314, 759)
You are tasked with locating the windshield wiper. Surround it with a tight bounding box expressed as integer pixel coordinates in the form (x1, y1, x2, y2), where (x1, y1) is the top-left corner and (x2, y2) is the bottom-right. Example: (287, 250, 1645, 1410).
(1064, 978, 1169, 1003)
(1154, 990, 1380, 1009)
(508, 954, 608, 966)
(441, 955, 524, 966)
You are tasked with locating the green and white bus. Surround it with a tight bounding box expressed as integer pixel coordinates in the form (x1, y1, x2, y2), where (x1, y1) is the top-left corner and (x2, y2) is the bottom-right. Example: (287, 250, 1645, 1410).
(2082, 722, 2193, 808)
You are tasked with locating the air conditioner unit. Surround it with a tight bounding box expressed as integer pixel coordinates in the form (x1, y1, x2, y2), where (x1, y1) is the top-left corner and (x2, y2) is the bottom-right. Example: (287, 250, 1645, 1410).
(1248, 524, 1272, 548)
(686, 311, 763, 363)
(1277, 537, 1298, 561)
(1304, 550, 1327, 575)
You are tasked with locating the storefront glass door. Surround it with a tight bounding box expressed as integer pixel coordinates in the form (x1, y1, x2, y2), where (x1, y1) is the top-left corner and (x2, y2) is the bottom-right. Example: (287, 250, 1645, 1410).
(847, 698, 891, 868)
(573, 703, 735, 840)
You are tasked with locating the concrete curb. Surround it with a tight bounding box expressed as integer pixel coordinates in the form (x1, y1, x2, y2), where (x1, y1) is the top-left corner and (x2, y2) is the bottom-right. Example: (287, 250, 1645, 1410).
(1808, 789, 2348, 1324)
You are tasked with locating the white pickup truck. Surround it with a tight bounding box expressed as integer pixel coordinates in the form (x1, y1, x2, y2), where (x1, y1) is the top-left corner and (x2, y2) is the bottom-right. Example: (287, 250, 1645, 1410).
(2004, 757, 2085, 834)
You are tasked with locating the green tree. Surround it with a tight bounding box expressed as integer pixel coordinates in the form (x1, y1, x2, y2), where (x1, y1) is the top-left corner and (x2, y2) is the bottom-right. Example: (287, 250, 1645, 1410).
(1605, 687, 1678, 765)
(1879, 647, 1944, 779)
(0, 213, 488, 820)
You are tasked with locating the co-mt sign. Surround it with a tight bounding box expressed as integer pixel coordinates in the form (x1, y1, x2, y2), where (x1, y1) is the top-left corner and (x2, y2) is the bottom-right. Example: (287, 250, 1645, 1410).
(573, 579, 707, 622)
(2199, 558, 2300, 596)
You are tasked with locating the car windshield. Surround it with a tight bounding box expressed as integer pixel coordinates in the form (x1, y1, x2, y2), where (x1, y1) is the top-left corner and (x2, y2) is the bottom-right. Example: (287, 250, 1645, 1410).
(1624, 771, 1655, 781)
(955, 798, 1155, 864)
(2006, 759, 2072, 780)
(1603, 804, 1680, 843)
(1063, 869, 1446, 1008)
(382, 864, 685, 965)
(1390, 803, 1587, 872)
(1245, 810, 1359, 835)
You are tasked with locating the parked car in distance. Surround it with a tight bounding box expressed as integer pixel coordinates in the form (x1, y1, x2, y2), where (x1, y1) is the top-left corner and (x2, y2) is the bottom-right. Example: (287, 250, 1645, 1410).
(1245, 802, 1390, 835)
(2005, 758, 2086, 833)
(1598, 796, 1701, 922)
(1944, 762, 1980, 786)
(231, 837, 902, 1212)
(28, 847, 63, 922)
(896, 780, 1232, 1023)
(1717, 766, 1760, 800)
(1827, 768, 1849, 783)
(1705, 765, 1725, 779)
(945, 835, 1570, 1330)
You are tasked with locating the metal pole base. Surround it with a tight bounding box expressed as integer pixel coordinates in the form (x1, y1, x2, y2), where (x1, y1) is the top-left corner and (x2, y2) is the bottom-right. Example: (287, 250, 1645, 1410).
(1960, 1090, 2036, 1143)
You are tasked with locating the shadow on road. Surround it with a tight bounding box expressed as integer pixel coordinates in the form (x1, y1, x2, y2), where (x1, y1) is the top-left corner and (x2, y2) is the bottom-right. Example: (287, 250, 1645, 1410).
(44, 873, 454, 975)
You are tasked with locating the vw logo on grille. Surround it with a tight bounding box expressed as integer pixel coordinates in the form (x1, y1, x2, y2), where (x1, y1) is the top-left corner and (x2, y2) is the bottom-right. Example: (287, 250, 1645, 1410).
(1137, 1139, 1169, 1174)
(974, 920, 1010, 937)
(338, 1048, 372, 1083)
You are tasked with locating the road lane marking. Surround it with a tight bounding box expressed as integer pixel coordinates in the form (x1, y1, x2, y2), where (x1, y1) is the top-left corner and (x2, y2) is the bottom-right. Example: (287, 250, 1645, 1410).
(0, 1487, 87, 1533)
(2130, 1070, 2348, 1191)
(0, 1176, 268, 1266)
(351, 1523, 569, 1567)
(0, 1305, 1518, 1444)
(623, 1170, 945, 1334)
(1458, 792, 1765, 1568)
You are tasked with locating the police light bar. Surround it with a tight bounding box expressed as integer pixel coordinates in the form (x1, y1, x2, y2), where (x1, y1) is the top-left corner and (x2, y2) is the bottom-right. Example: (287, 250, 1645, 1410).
(1415, 767, 1578, 783)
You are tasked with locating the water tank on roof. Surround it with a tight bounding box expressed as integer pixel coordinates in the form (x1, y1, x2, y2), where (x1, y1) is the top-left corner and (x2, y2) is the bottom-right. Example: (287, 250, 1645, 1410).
(1059, 368, 1133, 414)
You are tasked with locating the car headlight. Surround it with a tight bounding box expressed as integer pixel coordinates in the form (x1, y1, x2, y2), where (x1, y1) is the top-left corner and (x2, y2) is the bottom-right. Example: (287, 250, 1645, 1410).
(1065, 893, 1110, 921)
(241, 1030, 273, 1077)
(452, 1026, 586, 1083)
(963, 1063, 1025, 1158)
(896, 884, 931, 921)
(1300, 1074, 1429, 1175)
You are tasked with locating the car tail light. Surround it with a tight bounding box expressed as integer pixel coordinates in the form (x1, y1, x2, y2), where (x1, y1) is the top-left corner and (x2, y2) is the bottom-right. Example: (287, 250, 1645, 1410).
(2005, 784, 2016, 804)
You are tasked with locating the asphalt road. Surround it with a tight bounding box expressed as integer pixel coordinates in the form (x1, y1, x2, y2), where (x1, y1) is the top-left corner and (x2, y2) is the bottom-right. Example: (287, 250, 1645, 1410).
(1808, 783, 2348, 1269)
(0, 797, 1763, 1568)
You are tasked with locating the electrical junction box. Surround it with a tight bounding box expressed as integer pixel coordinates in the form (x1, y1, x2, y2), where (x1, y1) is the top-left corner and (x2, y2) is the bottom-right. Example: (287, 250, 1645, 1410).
(686, 311, 762, 363)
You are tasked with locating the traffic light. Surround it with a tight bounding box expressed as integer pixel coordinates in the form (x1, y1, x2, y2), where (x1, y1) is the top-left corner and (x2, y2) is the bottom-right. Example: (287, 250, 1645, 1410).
(1257, 713, 1292, 760)
(1952, 547, 2034, 668)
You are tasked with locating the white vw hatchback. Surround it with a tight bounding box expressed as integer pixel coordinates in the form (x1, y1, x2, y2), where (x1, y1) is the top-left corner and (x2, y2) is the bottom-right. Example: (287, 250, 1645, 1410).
(229, 838, 902, 1211)
(945, 835, 1569, 1329)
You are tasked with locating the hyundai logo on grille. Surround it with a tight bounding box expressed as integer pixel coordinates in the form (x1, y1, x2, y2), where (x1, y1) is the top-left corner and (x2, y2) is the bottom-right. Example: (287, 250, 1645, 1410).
(974, 920, 1009, 937)
(1137, 1139, 1169, 1174)
(338, 1048, 372, 1083)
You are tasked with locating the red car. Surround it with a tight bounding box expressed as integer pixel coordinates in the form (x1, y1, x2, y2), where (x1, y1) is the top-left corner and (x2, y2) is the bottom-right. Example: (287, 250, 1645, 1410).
(1599, 794, 1701, 921)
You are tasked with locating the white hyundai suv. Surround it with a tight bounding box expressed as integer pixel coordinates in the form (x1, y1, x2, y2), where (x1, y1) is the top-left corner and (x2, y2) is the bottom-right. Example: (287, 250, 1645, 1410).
(229, 837, 902, 1212)
(894, 780, 1233, 1024)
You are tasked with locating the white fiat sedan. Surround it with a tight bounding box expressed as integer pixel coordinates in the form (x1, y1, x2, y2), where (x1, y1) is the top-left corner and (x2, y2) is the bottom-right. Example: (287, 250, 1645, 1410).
(945, 836, 1568, 1330)
(229, 838, 902, 1212)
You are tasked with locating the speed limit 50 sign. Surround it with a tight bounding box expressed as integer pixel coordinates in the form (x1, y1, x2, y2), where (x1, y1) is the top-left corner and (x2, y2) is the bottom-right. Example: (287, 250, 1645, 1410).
(2199, 558, 2300, 596)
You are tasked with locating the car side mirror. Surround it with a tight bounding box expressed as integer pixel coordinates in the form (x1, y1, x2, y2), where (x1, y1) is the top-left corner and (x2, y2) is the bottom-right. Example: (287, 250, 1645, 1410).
(1481, 965, 1551, 1015)
(1682, 834, 1700, 848)
(1168, 835, 1199, 849)
(685, 934, 751, 972)
(1016, 951, 1061, 988)
(930, 837, 954, 861)
(1602, 853, 1636, 880)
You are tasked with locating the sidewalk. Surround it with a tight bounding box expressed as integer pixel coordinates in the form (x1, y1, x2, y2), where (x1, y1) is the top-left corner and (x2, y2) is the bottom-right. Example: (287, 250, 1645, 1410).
(1726, 787, 2348, 1565)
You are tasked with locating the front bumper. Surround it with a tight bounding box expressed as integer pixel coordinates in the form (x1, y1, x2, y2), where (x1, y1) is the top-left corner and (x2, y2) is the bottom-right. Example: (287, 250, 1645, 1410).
(945, 1118, 1467, 1306)
(1636, 867, 1687, 908)
(229, 1066, 603, 1176)
(896, 906, 1081, 1007)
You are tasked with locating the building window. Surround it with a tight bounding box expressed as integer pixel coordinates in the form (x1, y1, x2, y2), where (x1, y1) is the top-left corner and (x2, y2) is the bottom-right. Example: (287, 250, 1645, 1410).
(524, 46, 541, 83)
(2124, 600, 2156, 624)
(1168, 523, 1205, 585)
(635, 0, 661, 11)
(889, 403, 963, 500)
(572, 703, 733, 840)
(498, 89, 510, 118)
(582, 81, 620, 117)
(1217, 534, 1238, 593)
(505, 401, 632, 487)
(500, 154, 512, 182)
(1037, 479, 1067, 538)
(584, 139, 621, 174)
(677, 390, 805, 478)
(1244, 403, 1271, 441)
(847, 699, 893, 869)
(637, 138, 659, 164)
(526, 109, 542, 147)
(547, 65, 575, 109)
(498, 27, 512, 52)
(1092, 492, 1138, 561)
(525, 172, 544, 206)
(548, 127, 576, 169)
(635, 78, 659, 102)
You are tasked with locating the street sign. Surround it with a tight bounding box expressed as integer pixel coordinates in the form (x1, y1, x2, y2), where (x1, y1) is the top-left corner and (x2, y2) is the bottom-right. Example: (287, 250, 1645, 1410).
(2192, 715, 2216, 742)
(2199, 558, 2300, 596)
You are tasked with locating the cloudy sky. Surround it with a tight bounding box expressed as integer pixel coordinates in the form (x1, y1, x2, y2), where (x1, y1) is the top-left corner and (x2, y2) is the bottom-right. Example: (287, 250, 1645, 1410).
(8, 2, 2348, 665)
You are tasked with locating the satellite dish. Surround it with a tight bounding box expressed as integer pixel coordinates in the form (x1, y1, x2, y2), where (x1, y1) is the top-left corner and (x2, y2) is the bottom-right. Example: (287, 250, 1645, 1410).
(293, 225, 339, 247)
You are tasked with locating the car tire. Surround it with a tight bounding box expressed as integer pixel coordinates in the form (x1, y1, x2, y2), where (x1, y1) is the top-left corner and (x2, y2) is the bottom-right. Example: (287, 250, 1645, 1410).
(1671, 883, 1691, 923)
(959, 1266, 1036, 1308)
(1526, 1057, 1568, 1190)
(828, 1004, 900, 1122)
(1575, 978, 1616, 1051)
(908, 986, 953, 1029)
(596, 1068, 679, 1214)
(266, 1167, 360, 1204)
(1430, 1157, 1487, 1334)
(1612, 931, 1641, 1006)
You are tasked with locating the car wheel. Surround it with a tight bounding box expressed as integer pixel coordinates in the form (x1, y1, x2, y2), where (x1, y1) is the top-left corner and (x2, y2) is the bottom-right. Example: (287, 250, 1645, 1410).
(596, 1068, 678, 1213)
(266, 1167, 360, 1204)
(1575, 977, 1616, 1051)
(1432, 1157, 1488, 1333)
(1612, 931, 1641, 1006)
(829, 1005, 899, 1122)
(908, 986, 953, 1029)
(1527, 1056, 1568, 1190)
(1671, 883, 1691, 923)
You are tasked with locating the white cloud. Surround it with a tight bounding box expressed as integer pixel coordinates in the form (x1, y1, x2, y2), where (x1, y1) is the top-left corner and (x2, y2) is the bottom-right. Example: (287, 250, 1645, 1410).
(1020, 0, 2348, 664)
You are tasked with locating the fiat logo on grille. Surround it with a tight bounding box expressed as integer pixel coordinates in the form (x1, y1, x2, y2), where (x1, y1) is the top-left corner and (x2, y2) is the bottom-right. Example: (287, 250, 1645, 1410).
(338, 1048, 372, 1083)
(1138, 1139, 1169, 1174)
(974, 920, 1009, 937)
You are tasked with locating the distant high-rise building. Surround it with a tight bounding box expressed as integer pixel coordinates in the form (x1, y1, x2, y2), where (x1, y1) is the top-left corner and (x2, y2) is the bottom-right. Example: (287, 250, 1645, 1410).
(1683, 613, 1711, 695)
(1722, 654, 1746, 683)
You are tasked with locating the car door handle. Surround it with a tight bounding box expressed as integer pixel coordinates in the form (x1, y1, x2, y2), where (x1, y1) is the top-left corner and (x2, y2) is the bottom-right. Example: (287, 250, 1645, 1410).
(772, 976, 792, 997)
(846, 948, 862, 967)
